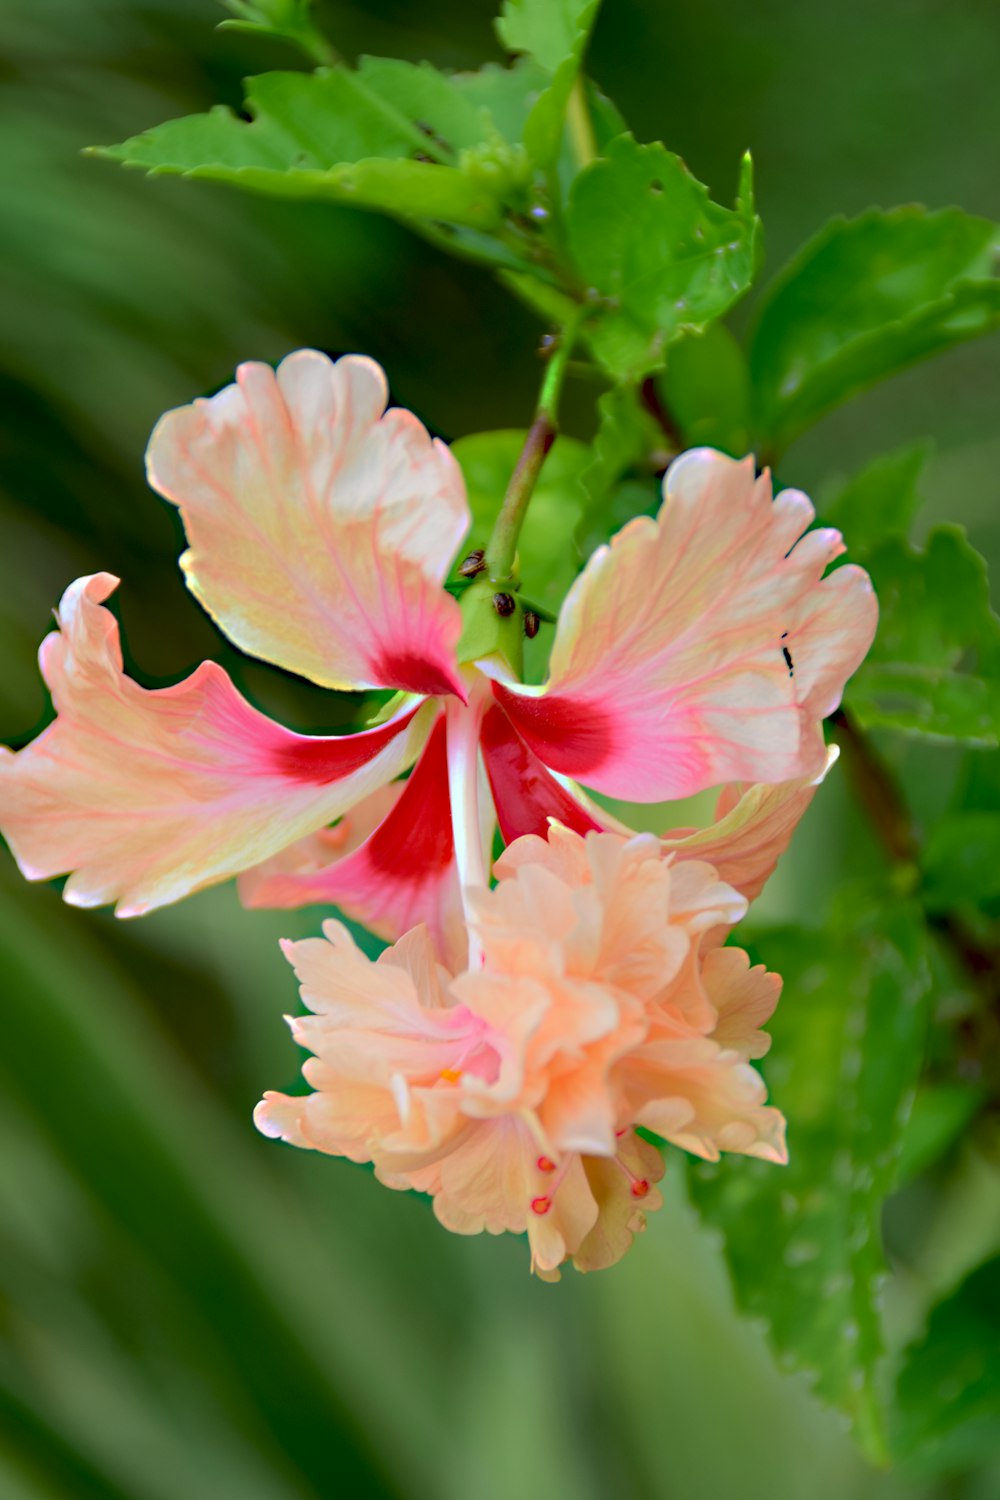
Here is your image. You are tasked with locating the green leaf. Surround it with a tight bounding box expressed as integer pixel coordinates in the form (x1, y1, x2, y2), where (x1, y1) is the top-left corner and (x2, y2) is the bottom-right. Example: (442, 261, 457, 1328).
(93, 67, 513, 231)
(823, 442, 929, 555)
(566, 137, 760, 380)
(496, 0, 597, 73)
(846, 526, 1000, 743)
(575, 385, 660, 553)
(451, 56, 548, 150)
(895, 1083, 986, 1185)
(690, 900, 932, 1453)
(921, 811, 1000, 910)
(657, 321, 751, 454)
(894, 1255, 1000, 1471)
(750, 208, 1000, 454)
(450, 428, 587, 680)
(218, 0, 335, 65)
(496, 0, 602, 167)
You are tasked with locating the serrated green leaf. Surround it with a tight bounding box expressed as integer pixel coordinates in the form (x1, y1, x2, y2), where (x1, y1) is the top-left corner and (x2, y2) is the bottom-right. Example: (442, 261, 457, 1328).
(566, 137, 760, 381)
(450, 428, 587, 681)
(94, 67, 511, 231)
(496, 0, 601, 167)
(575, 385, 660, 552)
(657, 321, 751, 454)
(355, 56, 508, 156)
(750, 208, 1000, 454)
(218, 0, 334, 65)
(452, 56, 549, 149)
(894, 1255, 1000, 1472)
(824, 443, 930, 556)
(690, 901, 932, 1452)
(496, 0, 596, 73)
(846, 526, 1000, 743)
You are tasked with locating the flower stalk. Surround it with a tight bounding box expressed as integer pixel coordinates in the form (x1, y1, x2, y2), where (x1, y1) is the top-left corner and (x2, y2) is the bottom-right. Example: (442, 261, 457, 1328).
(484, 305, 588, 583)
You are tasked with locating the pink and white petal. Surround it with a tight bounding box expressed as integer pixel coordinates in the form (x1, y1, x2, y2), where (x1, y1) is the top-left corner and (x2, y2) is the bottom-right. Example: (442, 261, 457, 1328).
(238, 782, 403, 900)
(703, 946, 782, 1061)
(493, 449, 876, 801)
(662, 746, 837, 903)
(146, 350, 469, 696)
(0, 574, 430, 916)
(242, 714, 468, 968)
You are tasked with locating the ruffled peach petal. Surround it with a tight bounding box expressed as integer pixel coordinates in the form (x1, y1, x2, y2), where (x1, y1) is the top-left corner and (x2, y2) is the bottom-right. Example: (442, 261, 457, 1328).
(526, 1155, 599, 1274)
(0, 574, 430, 915)
(574, 1134, 666, 1273)
(146, 350, 469, 696)
(494, 449, 876, 801)
(241, 715, 467, 969)
(703, 946, 781, 1061)
(628, 1035, 787, 1165)
(431, 1116, 538, 1236)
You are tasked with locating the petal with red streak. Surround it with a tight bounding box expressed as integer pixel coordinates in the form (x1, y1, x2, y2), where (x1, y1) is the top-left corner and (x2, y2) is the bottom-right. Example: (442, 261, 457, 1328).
(146, 349, 469, 696)
(494, 449, 877, 801)
(0, 574, 430, 916)
(479, 701, 605, 843)
(241, 714, 469, 970)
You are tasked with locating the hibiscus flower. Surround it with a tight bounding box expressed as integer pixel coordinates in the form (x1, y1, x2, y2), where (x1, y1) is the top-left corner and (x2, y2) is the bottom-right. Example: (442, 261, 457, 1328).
(0, 349, 876, 965)
(257, 824, 785, 1279)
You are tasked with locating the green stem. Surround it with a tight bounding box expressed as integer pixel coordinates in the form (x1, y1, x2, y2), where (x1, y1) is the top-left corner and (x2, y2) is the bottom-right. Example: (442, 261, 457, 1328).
(484, 308, 587, 583)
(566, 78, 597, 170)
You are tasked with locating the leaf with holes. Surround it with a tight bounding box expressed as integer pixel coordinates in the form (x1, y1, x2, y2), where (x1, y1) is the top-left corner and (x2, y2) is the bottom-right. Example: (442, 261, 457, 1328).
(750, 208, 1000, 455)
(689, 899, 931, 1455)
(566, 136, 760, 381)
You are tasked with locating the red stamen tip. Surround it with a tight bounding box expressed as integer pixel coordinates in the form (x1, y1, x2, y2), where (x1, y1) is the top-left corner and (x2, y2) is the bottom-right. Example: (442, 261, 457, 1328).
(530, 1195, 551, 1216)
(536, 1156, 556, 1173)
(615, 1127, 629, 1138)
(630, 1179, 650, 1199)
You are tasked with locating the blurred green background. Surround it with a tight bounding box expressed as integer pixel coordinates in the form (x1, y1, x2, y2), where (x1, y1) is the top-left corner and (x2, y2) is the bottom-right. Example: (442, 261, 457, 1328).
(2, 2, 999, 1496)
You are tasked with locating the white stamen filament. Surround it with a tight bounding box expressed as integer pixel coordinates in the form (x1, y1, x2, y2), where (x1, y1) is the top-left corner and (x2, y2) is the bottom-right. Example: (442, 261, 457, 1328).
(446, 694, 488, 970)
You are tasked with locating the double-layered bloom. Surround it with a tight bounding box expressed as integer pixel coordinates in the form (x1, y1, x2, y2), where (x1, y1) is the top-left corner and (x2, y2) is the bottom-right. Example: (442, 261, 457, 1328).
(0, 349, 876, 966)
(257, 824, 785, 1279)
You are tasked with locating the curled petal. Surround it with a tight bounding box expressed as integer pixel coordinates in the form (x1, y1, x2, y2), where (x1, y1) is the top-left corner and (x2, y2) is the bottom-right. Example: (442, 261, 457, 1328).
(241, 715, 469, 970)
(662, 746, 838, 903)
(574, 1133, 666, 1274)
(0, 574, 430, 915)
(625, 1033, 787, 1165)
(146, 350, 469, 696)
(703, 947, 781, 1062)
(494, 450, 877, 801)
